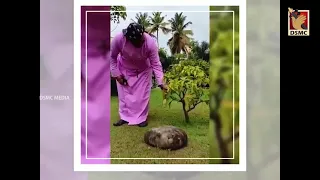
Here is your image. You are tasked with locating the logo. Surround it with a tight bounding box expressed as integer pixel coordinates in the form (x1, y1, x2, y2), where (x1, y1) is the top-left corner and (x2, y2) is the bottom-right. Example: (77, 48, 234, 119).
(288, 8, 310, 36)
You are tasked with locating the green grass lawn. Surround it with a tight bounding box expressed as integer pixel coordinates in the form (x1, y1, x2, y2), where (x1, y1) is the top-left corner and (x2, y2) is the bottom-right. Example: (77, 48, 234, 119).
(110, 88, 210, 164)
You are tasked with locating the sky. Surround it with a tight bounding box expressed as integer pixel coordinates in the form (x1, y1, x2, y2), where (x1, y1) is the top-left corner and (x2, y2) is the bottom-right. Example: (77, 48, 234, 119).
(111, 6, 210, 53)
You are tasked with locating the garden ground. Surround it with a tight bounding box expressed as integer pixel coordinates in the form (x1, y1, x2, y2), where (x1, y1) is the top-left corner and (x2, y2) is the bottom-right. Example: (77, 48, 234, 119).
(110, 88, 210, 164)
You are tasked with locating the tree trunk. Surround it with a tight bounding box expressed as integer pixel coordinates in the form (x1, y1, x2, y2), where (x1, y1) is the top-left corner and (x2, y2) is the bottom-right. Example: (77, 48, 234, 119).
(156, 30, 159, 47)
(211, 111, 231, 164)
(181, 100, 190, 123)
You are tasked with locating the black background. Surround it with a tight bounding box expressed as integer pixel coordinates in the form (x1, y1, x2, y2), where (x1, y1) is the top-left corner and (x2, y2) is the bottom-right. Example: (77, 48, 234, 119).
(281, 1, 317, 176)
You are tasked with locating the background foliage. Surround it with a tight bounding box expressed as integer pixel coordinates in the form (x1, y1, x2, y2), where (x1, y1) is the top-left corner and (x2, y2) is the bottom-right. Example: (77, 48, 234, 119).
(209, 6, 239, 164)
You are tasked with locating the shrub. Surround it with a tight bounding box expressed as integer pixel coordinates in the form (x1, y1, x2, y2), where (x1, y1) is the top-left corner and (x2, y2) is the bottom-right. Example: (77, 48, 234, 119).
(163, 60, 210, 123)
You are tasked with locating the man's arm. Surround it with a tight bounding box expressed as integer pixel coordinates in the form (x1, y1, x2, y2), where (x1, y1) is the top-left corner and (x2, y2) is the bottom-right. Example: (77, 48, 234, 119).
(148, 41, 164, 86)
(110, 34, 122, 77)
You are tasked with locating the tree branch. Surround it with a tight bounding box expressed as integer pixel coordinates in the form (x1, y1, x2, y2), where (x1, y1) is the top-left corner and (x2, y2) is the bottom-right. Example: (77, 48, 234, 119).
(187, 101, 201, 112)
(186, 91, 205, 112)
(225, 130, 239, 144)
(181, 90, 186, 99)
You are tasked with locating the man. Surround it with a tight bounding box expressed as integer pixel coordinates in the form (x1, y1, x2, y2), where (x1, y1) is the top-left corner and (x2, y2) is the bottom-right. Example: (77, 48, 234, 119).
(110, 23, 167, 127)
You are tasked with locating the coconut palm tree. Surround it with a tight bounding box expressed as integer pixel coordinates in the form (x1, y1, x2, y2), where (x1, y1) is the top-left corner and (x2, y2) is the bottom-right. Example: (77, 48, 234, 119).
(148, 12, 171, 47)
(189, 40, 209, 61)
(197, 41, 210, 60)
(167, 12, 193, 55)
(131, 12, 151, 29)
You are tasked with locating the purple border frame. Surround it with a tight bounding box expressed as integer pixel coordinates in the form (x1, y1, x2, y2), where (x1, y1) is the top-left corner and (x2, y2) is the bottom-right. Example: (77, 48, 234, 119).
(80, 6, 111, 164)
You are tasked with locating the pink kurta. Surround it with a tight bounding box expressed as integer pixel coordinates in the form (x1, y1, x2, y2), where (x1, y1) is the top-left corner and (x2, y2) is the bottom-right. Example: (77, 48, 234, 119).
(80, 6, 110, 164)
(110, 33, 164, 125)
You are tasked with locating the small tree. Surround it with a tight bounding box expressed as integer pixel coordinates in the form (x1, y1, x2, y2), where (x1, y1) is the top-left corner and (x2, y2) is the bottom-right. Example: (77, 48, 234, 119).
(164, 60, 210, 123)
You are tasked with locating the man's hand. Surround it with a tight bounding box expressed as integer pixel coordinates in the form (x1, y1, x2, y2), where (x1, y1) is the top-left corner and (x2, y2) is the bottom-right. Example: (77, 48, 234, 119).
(115, 75, 127, 85)
(159, 84, 168, 91)
(291, 14, 306, 30)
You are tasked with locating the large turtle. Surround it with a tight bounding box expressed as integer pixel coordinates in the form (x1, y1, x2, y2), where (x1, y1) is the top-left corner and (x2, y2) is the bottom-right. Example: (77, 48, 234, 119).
(144, 126, 188, 150)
